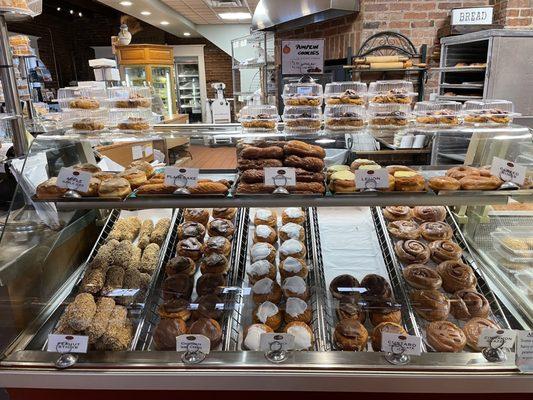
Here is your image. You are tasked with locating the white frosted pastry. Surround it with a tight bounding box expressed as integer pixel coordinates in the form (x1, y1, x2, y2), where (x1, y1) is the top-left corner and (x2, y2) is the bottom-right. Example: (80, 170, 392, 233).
(286, 323, 313, 350)
(286, 297, 308, 317)
(255, 225, 273, 239)
(279, 239, 305, 259)
(253, 277, 275, 295)
(249, 260, 271, 277)
(250, 242, 275, 262)
(244, 324, 271, 351)
(256, 301, 279, 323)
(282, 276, 307, 294)
(279, 223, 304, 242)
(282, 257, 305, 273)
(255, 209, 272, 221)
(284, 207, 304, 219)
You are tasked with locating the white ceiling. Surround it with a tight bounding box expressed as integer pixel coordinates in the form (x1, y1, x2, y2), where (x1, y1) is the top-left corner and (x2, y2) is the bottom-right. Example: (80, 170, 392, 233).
(161, 0, 260, 24)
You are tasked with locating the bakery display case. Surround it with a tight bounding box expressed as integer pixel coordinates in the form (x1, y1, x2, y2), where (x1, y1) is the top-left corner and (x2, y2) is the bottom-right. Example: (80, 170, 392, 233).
(0, 122, 532, 393)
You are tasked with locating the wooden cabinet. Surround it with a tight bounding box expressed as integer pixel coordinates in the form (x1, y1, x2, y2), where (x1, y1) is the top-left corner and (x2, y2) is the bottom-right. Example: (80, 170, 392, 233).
(116, 44, 177, 117)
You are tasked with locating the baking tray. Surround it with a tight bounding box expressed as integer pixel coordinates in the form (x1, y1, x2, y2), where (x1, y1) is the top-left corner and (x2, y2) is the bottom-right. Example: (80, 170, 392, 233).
(376, 206, 510, 353)
(231, 207, 331, 352)
(134, 207, 246, 351)
(318, 207, 422, 352)
(35, 209, 177, 352)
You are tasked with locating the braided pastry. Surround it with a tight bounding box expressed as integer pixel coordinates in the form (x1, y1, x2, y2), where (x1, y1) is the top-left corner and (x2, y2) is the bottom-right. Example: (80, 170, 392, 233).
(394, 240, 430, 264)
(426, 321, 466, 352)
(284, 140, 326, 159)
(284, 155, 325, 173)
(240, 146, 284, 160)
(450, 289, 490, 320)
(429, 240, 462, 263)
(436, 260, 477, 293)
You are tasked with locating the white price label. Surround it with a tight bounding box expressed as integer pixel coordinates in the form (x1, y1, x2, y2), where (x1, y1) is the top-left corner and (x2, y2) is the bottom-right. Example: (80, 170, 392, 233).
(176, 334, 210, 354)
(105, 288, 139, 297)
(164, 167, 199, 188)
(381, 333, 422, 356)
(264, 167, 296, 187)
(259, 333, 295, 352)
(132, 145, 144, 160)
(490, 157, 527, 186)
(355, 169, 390, 190)
(47, 334, 88, 354)
(478, 328, 516, 349)
(144, 144, 153, 157)
(517, 331, 533, 372)
(56, 167, 92, 193)
(222, 286, 251, 295)
(337, 287, 367, 293)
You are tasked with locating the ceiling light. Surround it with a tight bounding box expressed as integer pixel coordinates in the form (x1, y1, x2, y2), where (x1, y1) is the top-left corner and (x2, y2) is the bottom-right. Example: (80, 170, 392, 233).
(69, 9, 73, 14)
(160, 21, 169, 25)
(140, 11, 151, 15)
(183, 32, 191, 36)
(56, 6, 61, 11)
(120, 1, 133, 6)
(78, 12, 82, 17)
(218, 12, 251, 20)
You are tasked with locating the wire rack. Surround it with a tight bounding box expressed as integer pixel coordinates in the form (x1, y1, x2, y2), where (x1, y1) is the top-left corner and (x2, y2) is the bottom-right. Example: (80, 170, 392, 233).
(370, 208, 424, 341)
(134, 208, 246, 351)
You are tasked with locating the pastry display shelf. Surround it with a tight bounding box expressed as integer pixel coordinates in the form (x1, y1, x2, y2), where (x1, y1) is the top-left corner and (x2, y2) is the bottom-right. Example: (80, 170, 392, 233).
(432, 66, 486, 73)
(233, 62, 276, 70)
(436, 95, 483, 101)
(440, 83, 484, 89)
(343, 66, 427, 74)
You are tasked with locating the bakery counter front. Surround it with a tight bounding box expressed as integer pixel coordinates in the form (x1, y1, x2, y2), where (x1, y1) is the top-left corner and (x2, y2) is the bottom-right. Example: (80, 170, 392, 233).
(0, 126, 532, 392)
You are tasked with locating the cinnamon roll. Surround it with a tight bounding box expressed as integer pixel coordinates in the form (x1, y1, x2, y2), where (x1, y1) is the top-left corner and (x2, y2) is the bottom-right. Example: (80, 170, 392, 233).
(394, 240, 430, 264)
(412, 206, 446, 223)
(402, 264, 442, 290)
(429, 240, 462, 263)
(387, 220, 421, 240)
(450, 289, 490, 320)
(382, 206, 412, 221)
(410, 290, 450, 321)
(420, 221, 453, 241)
(436, 260, 477, 293)
(462, 317, 500, 351)
(426, 321, 466, 352)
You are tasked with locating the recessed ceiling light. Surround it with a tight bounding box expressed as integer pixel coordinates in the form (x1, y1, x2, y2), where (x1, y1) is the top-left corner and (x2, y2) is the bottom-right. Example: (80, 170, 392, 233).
(69, 9, 73, 14)
(160, 21, 169, 25)
(183, 32, 191, 36)
(140, 11, 151, 15)
(218, 12, 251, 20)
(78, 12, 82, 17)
(56, 6, 61, 11)
(120, 1, 133, 6)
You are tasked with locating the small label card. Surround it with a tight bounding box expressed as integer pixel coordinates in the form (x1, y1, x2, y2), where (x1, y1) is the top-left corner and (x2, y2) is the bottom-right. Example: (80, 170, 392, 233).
(47, 334, 89, 354)
(478, 328, 516, 349)
(516, 331, 533, 372)
(222, 286, 252, 296)
(144, 144, 153, 157)
(264, 167, 296, 187)
(355, 169, 390, 190)
(490, 157, 527, 186)
(176, 334, 210, 354)
(260, 333, 295, 352)
(337, 287, 367, 293)
(105, 288, 139, 297)
(56, 167, 92, 193)
(381, 333, 422, 356)
(132, 145, 144, 160)
(164, 167, 199, 188)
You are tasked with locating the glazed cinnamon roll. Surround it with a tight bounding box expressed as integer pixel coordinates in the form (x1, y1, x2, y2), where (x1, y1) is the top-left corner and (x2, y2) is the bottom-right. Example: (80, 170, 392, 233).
(394, 240, 430, 264)
(436, 260, 477, 293)
(462, 317, 500, 351)
(412, 206, 446, 223)
(450, 289, 490, 320)
(426, 321, 466, 352)
(382, 206, 412, 221)
(420, 221, 453, 241)
(387, 220, 421, 240)
(429, 240, 462, 263)
(402, 264, 442, 290)
(410, 289, 450, 321)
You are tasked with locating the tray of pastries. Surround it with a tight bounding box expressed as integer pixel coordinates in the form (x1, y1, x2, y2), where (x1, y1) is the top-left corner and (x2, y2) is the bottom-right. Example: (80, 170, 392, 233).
(240, 207, 323, 351)
(136, 207, 242, 351)
(380, 205, 510, 353)
(50, 209, 174, 351)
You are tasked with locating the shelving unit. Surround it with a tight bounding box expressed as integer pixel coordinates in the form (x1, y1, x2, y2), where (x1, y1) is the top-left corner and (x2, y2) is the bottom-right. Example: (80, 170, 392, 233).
(175, 57, 202, 122)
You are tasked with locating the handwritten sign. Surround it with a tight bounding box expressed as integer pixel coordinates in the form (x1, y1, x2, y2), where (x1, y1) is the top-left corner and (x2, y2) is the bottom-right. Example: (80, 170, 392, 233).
(56, 167, 92, 193)
(264, 167, 296, 188)
(490, 157, 527, 186)
(132, 145, 144, 160)
(164, 167, 199, 188)
(517, 331, 533, 372)
(47, 334, 88, 354)
(382, 333, 422, 356)
(355, 169, 390, 190)
(478, 328, 516, 349)
(176, 334, 210, 354)
(281, 39, 324, 75)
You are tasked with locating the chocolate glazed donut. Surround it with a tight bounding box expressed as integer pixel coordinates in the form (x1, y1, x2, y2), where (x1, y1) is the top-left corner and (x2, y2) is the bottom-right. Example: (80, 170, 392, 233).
(450, 289, 490, 320)
(394, 240, 430, 264)
(436, 260, 477, 293)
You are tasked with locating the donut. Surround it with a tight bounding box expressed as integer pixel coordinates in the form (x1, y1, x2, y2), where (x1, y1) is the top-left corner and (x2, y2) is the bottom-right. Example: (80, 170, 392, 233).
(446, 166, 480, 180)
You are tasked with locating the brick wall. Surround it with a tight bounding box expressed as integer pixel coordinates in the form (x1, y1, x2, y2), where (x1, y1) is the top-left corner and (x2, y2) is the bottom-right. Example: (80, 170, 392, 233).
(492, 0, 533, 27)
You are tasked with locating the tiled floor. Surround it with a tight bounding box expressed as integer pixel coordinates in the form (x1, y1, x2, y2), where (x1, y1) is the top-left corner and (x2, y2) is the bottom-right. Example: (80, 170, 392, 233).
(181, 145, 237, 169)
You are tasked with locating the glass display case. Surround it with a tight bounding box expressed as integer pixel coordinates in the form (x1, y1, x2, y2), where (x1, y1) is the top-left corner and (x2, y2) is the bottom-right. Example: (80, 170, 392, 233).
(175, 57, 202, 122)
(0, 123, 532, 393)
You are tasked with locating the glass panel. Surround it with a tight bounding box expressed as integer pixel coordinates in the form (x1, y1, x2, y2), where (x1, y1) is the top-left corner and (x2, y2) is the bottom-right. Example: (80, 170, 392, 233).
(151, 66, 173, 117)
(124, 66, 147, 87)
(175, 57, 202, 122)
